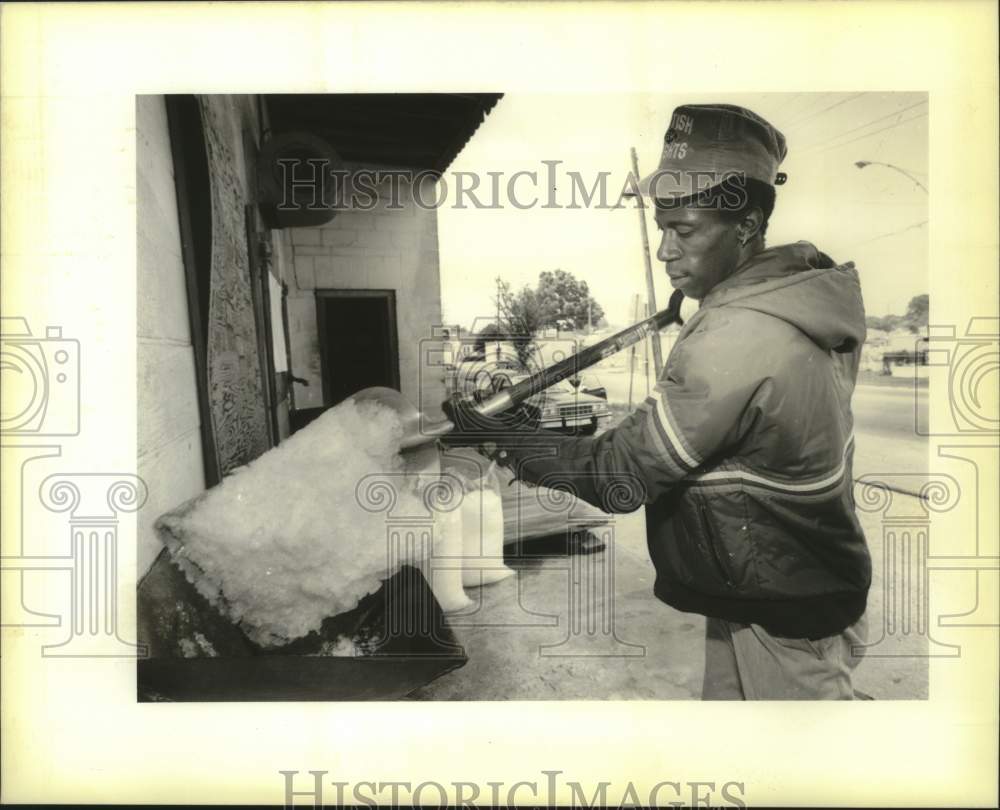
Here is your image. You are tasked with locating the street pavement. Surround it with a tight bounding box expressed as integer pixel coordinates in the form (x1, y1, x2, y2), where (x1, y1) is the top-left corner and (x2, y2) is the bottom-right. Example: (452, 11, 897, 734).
(852, 384, 928, 484)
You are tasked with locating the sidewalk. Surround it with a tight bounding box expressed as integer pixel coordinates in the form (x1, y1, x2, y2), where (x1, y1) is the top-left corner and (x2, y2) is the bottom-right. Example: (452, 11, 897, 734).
(407, 510, 705, 700)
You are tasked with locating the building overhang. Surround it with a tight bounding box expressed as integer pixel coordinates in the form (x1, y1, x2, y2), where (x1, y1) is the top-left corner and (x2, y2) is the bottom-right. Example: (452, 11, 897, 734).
(262, 93, 502, 176)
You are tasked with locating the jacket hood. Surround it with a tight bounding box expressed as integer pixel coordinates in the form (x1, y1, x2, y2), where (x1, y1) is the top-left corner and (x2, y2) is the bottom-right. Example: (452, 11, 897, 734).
(701, 241, 866, 353)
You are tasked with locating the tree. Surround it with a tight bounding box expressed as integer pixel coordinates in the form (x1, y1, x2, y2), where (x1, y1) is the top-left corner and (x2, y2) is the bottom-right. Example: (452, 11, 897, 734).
(865, 294, 928, 334)
(902, 294, 928, 333)
(472, 323, 508, 354)
(494, 280, 554, 366)
(865, 314, 904, 333)
(537, 269, 605, 330)
(487, 269, 608, 366)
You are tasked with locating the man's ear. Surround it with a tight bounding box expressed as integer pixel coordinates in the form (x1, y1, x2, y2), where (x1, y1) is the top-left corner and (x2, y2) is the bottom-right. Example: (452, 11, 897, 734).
(738, 207, 765, 244)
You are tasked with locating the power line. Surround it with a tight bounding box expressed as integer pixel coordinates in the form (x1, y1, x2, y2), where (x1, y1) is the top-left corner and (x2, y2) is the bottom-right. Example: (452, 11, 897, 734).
(799, 99, 927, 153)
(815, 110, 928, 154)
(850, 219, 928, 248)
(841, 98, 926, 136)
(770, 93, 806, 117)
(785, 92, 837, 122)
(785, 93, 865, 129)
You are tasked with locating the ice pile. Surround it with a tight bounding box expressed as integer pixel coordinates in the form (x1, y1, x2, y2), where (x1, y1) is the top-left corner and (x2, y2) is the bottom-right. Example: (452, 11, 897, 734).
(155, 397, 423, 647)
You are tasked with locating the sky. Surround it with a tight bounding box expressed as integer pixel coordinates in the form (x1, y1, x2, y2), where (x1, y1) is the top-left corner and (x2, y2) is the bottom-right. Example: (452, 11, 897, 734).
(437, 92, 928, 329)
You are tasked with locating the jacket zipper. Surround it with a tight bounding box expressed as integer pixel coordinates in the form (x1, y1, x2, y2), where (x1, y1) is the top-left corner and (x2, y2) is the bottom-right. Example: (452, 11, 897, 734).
(699, 502, 733, 587)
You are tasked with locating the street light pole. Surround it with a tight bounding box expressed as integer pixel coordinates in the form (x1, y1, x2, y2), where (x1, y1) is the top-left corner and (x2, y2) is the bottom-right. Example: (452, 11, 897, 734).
(854, 160, 928, 195)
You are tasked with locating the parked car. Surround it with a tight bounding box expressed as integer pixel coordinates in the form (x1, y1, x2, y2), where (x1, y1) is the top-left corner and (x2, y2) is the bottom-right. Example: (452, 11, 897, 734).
(532, 378, 611, 435)
(473, 373, 610, 435)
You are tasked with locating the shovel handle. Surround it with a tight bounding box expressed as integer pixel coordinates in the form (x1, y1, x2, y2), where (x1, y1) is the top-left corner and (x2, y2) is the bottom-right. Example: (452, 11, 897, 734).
(475, 290, 685, 417)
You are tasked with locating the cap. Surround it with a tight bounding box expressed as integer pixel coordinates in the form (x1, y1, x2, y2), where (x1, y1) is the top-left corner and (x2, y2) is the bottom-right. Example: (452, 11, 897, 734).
(632, 104, 788, 200)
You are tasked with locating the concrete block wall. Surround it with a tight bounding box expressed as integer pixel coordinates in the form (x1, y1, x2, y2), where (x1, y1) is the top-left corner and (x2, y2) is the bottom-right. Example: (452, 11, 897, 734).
(285, 171, 447, 415)
(136, 95, 206, 576)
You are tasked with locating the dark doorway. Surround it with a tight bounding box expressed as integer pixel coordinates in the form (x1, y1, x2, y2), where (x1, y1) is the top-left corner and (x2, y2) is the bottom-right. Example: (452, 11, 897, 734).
(316, 290, 400, 407)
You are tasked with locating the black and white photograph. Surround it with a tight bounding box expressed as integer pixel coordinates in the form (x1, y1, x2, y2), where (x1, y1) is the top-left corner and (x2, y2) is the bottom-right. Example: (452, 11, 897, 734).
(1, 2, 997, 807)
(136, 91, 932, 703)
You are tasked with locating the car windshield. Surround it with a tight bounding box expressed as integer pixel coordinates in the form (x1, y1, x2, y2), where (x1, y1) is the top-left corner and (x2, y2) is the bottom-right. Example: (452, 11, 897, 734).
(547, 380, 582, 394)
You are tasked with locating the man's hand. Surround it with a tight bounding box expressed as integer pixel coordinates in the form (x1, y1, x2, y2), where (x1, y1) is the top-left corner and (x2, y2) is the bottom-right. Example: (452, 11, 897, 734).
(439, 397, 539, 449)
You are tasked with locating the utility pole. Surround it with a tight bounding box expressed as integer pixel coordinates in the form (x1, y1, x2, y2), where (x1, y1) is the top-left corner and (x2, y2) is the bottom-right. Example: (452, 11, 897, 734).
(627, 293, 640, 409)
(494, 276, 502, 360)
(630, 147, 663, 377)
(643, 301, 651, 397)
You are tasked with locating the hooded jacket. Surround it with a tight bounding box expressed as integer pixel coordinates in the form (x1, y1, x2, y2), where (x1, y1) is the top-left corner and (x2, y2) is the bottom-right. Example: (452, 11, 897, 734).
(498, 242, 872, 639)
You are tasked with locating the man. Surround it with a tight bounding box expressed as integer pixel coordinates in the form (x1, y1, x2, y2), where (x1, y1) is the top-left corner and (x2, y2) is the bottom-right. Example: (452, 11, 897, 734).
(443, 104, 871, 700)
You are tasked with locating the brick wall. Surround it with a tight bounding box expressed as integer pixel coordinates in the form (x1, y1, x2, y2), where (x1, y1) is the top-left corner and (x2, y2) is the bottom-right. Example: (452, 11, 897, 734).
(285, 170, 447, 416)
(136, 95, 206, 576)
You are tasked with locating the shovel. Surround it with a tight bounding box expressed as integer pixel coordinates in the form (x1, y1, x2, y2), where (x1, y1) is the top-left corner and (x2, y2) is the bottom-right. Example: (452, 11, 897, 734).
(351, 291, 685, 471)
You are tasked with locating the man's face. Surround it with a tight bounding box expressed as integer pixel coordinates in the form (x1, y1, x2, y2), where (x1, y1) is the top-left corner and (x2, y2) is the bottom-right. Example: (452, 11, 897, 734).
(654, 205, 743, 300)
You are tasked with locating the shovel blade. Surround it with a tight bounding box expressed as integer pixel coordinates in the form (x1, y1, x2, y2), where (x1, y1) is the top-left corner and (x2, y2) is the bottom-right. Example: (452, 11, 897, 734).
(349, 386, 447, 477)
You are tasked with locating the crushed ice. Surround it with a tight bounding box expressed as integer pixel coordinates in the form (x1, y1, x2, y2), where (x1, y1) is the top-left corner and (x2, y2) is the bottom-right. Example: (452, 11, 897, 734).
(156, 397, 423, 647)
